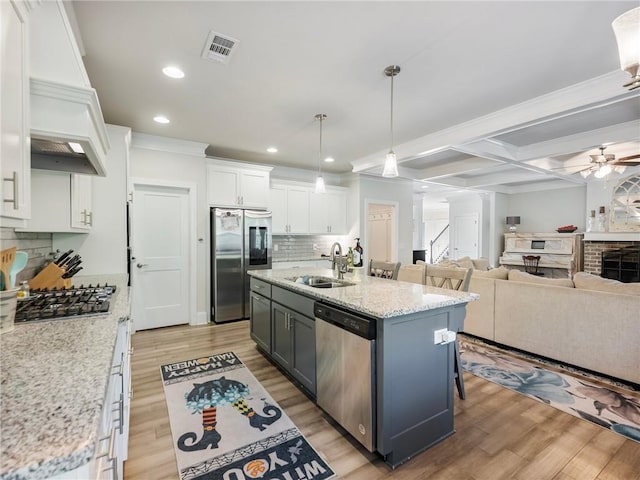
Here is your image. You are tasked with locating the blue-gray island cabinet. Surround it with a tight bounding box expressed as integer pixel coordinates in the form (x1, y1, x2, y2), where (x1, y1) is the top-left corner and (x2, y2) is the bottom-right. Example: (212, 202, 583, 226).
(248, 268, 478, 468)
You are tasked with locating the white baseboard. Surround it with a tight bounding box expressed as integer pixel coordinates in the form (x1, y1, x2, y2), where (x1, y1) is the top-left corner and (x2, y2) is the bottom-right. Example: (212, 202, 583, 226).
(193, 311, 209, 326)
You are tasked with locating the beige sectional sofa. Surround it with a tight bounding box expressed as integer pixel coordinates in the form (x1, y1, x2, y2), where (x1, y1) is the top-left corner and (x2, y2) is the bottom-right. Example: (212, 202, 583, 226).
(464, 269, 640, 385)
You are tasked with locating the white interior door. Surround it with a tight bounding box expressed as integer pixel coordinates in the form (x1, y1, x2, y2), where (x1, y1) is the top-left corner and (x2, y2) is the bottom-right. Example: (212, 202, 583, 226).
(452, 213, 478, 259)
(131, 183, 190, 330)
(367, 203, 396, 262)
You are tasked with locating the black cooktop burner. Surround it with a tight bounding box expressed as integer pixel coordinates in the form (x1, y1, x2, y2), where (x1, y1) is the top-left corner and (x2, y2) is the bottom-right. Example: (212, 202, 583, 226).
(15, 284, 117, 323)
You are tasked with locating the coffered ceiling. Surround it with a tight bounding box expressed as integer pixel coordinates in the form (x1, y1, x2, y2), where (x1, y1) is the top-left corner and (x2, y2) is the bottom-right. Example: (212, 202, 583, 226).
(69, 1, 640, 197)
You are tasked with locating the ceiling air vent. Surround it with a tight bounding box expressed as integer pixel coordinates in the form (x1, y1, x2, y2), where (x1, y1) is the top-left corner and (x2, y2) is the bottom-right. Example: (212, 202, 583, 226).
(201, 30, 239, 64)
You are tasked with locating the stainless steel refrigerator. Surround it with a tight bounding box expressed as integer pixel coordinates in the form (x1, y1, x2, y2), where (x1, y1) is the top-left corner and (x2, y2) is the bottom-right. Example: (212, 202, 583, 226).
(211, 208, 272, 323)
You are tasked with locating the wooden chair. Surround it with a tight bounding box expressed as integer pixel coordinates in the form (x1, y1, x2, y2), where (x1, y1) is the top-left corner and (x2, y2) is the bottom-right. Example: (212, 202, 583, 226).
(425, 264, 472, 400)
(368, 259, 401, 280)
(522, 255, 543, 276)
(425, 265, 472, 292)
(396, 264, 426, 284)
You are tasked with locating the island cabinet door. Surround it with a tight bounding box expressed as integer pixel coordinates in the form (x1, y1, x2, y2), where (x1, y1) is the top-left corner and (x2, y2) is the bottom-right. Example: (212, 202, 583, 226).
(271, 303, 292, 369)
(250, 292, 271, 353)
(289, 313, 316, 395)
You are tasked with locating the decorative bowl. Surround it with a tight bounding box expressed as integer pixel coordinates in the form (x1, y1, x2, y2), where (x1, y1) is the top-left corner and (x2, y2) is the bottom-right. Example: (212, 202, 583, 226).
(556, 227, 577, 233)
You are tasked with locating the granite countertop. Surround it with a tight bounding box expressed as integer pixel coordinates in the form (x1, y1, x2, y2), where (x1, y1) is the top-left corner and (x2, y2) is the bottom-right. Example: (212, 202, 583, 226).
(249, 268, 478, 319)
(0, 274, 130, 480)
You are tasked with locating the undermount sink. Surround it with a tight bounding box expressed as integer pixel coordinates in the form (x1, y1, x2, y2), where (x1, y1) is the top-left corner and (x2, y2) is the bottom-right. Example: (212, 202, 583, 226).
(286, 275, 356, 289)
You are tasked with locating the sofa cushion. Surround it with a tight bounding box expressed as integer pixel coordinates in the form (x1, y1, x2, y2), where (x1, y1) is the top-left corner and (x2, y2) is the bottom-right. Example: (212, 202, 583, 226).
(508, 269, 575, 287)
(473, 266, 510, 279)
(573, 272, 640, 295)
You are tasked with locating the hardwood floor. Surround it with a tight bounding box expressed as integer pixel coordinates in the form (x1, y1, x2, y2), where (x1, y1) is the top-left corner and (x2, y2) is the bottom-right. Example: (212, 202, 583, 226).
(124, 322, 640, 480)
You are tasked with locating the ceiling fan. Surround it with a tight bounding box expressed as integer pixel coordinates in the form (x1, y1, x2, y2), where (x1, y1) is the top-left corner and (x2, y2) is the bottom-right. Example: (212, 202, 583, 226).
(575, 146, 640, 179)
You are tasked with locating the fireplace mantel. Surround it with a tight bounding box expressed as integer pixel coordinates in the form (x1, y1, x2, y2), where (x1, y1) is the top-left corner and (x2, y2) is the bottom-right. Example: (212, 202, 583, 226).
(583, 232, 640, 242)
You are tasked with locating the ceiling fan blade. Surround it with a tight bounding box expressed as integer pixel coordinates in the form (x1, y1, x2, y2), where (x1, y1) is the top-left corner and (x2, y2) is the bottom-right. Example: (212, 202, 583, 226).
(613, 160, 640, 166)
(547, 163, 593, 171)
(616, 153, 640, 162)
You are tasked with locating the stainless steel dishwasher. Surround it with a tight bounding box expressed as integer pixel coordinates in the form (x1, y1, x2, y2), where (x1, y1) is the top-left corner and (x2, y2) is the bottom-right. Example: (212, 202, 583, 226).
(314, 302, 376, 452)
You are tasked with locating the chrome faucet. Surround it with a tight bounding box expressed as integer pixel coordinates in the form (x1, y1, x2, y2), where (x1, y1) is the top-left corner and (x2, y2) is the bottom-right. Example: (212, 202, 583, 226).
(330, 242, 347, 279)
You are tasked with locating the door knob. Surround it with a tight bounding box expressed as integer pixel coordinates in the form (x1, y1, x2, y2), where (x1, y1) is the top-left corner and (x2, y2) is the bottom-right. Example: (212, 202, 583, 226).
(136, 263, 148, 268)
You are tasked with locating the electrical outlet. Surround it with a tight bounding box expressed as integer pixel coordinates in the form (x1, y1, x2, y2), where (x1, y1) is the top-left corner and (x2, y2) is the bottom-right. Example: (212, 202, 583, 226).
(434, 328, 447, 345)
(433, 328, 456, 345)
(274, 244, 279, 252)
(313, 243, 319, 250)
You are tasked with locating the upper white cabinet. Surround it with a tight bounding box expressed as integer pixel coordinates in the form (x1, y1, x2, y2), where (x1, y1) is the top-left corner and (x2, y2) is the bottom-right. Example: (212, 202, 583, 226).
(271, 183, 310, 234)
(70, 174, 93, 229)
(207, 161, 271, 208)
(309, 188, 347, 234)
(1, 0, 31, 225)
(18, 170, 92, 233)
(272, 182, 348, 235)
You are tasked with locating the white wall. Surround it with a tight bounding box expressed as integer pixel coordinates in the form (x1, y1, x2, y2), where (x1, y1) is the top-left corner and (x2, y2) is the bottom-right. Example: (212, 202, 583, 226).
(52, 125, 130, 275)
(359, 176, 413, 266)
(129, 134, 209, 318)
(507, 186, 586, 233)
(490, 193, 509, 267)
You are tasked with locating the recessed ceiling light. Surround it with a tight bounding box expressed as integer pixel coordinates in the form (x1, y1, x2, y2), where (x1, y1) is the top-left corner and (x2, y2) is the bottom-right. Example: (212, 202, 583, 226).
(324, 156, 335, 163)
(421, 185, 429, 189)
(162, 66, 184, 79)
(267, 147, 278, 153)
(153, 115, 170, 124)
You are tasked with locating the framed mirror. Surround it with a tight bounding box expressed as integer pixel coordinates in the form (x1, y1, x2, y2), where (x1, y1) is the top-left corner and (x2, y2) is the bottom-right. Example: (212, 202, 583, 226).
(610, 173, 640, 232)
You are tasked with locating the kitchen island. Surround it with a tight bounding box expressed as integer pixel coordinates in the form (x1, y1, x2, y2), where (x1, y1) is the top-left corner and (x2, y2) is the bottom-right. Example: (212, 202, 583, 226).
(248, 268, 478, 468)
(0, 274, 131, 480)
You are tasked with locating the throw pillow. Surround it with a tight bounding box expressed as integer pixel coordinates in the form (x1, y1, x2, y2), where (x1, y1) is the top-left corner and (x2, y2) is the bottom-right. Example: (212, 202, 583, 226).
(453, 256, 475, 270)
(573, 272, 640, 295)
(472, 266, 509, 280)
(508, 269, 575, 287)
(472, 258, 490, 271)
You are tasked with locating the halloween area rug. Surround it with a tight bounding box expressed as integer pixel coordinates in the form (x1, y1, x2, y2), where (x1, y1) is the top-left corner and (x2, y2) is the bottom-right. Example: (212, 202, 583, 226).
(161, 352, 335, 480)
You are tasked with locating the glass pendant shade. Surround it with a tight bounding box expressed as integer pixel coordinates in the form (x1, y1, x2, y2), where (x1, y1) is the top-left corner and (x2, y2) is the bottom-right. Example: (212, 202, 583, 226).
(382, 65, 401, 178)
(382, 151, 399, 177)
(612, 7, 640, 89)
(314, 113, 327, 193)
(594, 164, 612, 179)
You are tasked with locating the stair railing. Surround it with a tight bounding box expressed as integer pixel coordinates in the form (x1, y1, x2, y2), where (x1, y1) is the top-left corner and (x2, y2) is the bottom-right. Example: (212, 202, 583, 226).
(429, 224, 450, 264)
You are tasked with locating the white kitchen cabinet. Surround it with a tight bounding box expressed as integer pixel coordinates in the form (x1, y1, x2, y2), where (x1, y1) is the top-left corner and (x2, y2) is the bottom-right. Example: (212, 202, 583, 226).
(207, 162, 271, 208)
(1, 0, 31, 226)
(71, 174, 93, 229)
(270, 183, 310, 234)
(18, 170, 93, 232)
(309, 188, 347, 234)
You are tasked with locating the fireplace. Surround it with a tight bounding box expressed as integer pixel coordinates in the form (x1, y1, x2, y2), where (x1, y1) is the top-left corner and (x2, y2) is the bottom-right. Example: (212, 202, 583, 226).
(583, 233, 640, 279)
(601, 246, 640, 283)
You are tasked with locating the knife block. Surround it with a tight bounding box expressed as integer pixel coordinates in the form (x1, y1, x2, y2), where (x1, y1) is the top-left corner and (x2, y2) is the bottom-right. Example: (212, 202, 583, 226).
(29, 263, 71, 290)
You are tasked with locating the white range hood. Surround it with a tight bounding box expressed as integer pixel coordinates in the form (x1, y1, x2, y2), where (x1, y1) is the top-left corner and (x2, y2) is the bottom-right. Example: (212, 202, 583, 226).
(30, 77, 109, 176)
(28, 1, 109, 176)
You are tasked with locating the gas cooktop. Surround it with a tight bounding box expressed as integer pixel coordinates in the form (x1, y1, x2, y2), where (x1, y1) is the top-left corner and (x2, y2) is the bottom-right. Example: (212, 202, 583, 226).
(15, 284, 117, 323)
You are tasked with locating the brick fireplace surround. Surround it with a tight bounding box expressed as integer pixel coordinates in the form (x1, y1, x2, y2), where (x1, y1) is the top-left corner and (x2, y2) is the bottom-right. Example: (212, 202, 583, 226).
(583, 240, 640, 276)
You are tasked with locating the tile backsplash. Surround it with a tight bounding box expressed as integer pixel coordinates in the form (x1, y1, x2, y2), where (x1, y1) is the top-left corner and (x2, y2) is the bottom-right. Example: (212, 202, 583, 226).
(272, 234, 353, 262)
(1, 227, 54, 287)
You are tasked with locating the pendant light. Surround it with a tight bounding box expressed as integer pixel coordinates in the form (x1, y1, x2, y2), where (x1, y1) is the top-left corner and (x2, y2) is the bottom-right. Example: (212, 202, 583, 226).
(314, 113, 327, 193)
(382, 65, 401, 178)
(612, 7, 640, 90)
